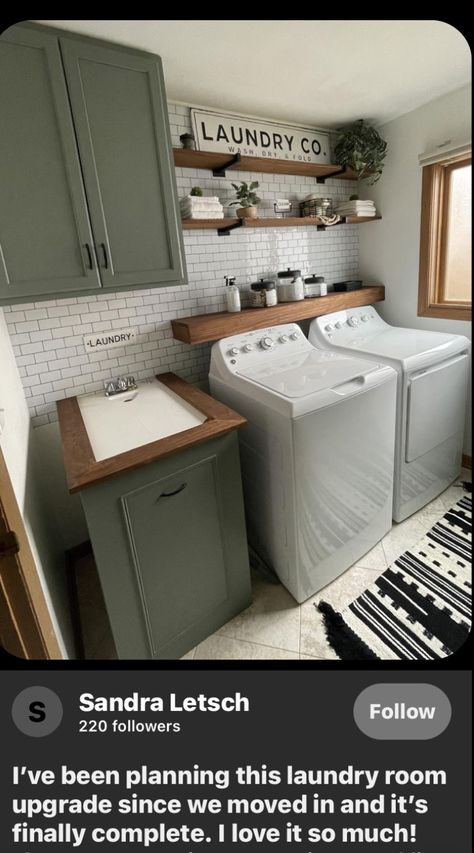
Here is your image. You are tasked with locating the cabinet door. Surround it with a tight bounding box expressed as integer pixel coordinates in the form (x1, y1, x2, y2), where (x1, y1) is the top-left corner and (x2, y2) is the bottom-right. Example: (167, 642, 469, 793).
(59, 37, 186, 290)
(0, 26, 101, 303)
(120, 457, 227, 655)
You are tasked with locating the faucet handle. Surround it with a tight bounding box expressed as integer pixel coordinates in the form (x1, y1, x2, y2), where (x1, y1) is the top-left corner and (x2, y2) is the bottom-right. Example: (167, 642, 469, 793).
(104, 380, 118, 396)
(125, 375, 136, 389)
(116, 376, 128, 391)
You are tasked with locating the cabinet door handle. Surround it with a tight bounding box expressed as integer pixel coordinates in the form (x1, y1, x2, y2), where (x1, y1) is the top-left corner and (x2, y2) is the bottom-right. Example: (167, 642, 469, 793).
(83, 243, 94, 270)
(158, 483, 187, 499)
(100, 242, 109, 269)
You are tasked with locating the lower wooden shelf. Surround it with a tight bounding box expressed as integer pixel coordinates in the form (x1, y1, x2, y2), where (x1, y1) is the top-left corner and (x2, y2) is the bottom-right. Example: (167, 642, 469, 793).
(181, 215, 381, 234)
(171, 285, 385, 344)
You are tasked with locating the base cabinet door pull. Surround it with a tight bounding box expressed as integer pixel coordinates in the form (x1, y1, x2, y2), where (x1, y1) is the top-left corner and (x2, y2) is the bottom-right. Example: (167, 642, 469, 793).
(158, 483, 187, 499)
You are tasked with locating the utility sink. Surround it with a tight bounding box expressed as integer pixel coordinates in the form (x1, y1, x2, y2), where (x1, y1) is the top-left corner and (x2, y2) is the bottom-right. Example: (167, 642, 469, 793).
(77, 379, 207, 461)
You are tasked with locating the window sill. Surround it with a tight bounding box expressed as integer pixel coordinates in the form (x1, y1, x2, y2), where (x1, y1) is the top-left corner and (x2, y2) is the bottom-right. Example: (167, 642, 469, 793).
(418, 303, 471, 322)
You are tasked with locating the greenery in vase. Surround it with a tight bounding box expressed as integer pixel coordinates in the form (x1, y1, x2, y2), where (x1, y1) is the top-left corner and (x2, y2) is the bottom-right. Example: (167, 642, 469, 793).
(334, 120, 387, 193)
(229, 181, 261, 208)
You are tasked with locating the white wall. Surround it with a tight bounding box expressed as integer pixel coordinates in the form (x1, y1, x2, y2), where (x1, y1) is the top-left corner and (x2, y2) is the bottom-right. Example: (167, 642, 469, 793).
(359, 84, 472, 454)
(0, 309, 73, 657)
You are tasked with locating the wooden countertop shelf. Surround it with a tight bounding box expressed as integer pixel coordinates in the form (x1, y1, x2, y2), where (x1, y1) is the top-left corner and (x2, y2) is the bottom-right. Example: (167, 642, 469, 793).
(181, 215, 381, 234)
(57, 373, 246, 493)
(171, 285, 385, 345)
(173, 148, 365, 181)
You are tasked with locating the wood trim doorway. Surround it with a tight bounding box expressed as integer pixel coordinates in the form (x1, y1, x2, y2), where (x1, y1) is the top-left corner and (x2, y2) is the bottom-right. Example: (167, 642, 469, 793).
(0, 447, 62, 659)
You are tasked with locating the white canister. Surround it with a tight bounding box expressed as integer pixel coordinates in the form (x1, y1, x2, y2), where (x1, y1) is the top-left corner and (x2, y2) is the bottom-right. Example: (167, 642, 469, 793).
(276, 268, 305, 302)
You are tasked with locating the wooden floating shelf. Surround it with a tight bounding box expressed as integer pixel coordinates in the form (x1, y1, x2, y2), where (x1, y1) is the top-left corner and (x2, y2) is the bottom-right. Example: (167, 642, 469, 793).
(171, 286, 385, 345)
(174, 148, 364, 181)
(181, 218, 241, 233)
(181, 215, 381, 234)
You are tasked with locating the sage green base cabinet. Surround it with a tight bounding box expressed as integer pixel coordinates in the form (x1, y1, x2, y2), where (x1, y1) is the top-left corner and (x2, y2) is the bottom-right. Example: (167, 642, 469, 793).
(0, 23, 186, 305)
(80, 434, 251, 659)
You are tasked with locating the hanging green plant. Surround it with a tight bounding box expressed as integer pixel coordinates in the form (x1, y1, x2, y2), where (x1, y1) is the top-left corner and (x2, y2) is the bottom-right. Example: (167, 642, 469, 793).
(333, 119, 387, 187)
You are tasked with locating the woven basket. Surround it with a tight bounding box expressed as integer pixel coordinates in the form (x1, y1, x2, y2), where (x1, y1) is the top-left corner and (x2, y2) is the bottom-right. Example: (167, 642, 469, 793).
(300, 199, 333, 218)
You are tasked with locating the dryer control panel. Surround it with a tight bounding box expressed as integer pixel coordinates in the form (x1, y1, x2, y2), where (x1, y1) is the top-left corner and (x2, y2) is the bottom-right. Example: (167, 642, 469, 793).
(210, 323, 313, 376)
(310, 306, 387, 347)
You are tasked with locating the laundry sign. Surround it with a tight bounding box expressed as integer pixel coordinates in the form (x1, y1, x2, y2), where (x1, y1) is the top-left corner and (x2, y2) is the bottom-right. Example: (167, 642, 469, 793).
(191, 109, 330, 164)
(83, 327, 137, 353)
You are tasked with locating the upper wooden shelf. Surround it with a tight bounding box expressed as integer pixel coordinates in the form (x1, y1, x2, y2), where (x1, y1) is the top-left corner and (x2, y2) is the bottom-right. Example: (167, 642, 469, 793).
(171, 285, 385, 345)
(181, 215, 381, 234)
(173, 148, 361, 181)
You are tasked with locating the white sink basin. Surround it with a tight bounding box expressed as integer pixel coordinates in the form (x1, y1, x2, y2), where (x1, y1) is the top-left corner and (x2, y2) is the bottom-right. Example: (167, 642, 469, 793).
(77, 379, 207, 461)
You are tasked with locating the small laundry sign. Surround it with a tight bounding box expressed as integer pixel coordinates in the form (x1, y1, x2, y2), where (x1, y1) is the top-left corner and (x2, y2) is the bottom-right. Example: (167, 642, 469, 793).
(83, 327, 137, 352)
(191, 109, 330, 164)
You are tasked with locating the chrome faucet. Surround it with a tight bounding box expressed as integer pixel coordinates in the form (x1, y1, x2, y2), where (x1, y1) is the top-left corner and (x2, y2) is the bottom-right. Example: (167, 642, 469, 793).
(104, 375, 137, 397)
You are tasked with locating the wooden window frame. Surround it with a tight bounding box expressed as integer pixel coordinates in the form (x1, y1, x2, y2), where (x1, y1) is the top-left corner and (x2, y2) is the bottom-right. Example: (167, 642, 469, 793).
(418, 152, 471, 321)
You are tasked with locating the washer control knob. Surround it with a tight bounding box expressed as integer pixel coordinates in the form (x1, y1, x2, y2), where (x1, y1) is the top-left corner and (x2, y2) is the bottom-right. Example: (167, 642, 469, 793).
(335, 321, 343, 329)
(228, 347, 239, 356)
(243, 344, 254, 352)
(348, 316, 360, 327)
(279, 334, 289, 343)
(324, 323, 334, 332)
(290, 332, 299, 341)
(361, 314, 370, 322)
(260, 336, 274, 349)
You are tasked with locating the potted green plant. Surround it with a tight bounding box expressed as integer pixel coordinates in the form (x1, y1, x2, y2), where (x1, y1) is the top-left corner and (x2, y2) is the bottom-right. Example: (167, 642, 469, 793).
(190, 186, 203, 196)
(333, 119, 387, 197)
(229, 181, 261, 219)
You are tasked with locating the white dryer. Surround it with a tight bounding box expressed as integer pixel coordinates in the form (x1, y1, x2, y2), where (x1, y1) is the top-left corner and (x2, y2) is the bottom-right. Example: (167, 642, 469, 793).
(209, 324, 397, 603)
(309, 306, 470, 522)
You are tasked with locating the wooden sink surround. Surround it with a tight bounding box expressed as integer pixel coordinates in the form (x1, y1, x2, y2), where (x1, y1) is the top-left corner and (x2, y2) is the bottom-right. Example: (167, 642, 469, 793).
(171, 285, 385, 345)
(57, 373, 246, 493)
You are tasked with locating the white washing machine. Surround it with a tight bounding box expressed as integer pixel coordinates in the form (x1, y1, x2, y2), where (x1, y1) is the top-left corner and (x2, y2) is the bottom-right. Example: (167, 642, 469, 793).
(309, 306, 471, 522)
(209, 323, 397, 603)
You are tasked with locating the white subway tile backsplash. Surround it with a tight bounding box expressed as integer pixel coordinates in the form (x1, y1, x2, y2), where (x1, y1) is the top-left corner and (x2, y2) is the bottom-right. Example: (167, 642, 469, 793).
(5, 102, 360, 427)
(23, 308, 47, 320)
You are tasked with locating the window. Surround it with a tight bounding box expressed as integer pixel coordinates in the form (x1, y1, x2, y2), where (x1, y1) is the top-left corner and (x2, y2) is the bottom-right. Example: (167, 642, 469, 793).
(418, 152, 471, 321)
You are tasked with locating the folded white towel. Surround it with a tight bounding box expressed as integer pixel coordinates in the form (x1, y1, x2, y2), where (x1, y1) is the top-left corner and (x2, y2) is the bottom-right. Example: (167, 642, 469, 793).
(336, 200, 375, 207)
(336, 204, 376, 214)
(336, 208, 376, 215)
(181, 211, 225, 220)
(180, 195, 221, 206)
(337, 210, 376, 218)
(336, 202, 376, 208)
(180, 202, 223, 212)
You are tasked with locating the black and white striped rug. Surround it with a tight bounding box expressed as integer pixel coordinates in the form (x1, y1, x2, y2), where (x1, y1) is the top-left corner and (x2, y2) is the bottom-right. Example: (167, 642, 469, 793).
(317, 494, 471, 660)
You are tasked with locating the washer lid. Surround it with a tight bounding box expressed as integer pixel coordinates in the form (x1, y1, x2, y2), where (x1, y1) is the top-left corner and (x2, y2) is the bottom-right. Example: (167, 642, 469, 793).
(342, 327, 463, 360)
(237, 350, 378, 398)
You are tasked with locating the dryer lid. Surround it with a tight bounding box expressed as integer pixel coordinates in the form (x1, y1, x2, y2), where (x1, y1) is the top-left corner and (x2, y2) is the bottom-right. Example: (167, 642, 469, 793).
(237, 350, 378, 398)
(340, 327, 464, 361)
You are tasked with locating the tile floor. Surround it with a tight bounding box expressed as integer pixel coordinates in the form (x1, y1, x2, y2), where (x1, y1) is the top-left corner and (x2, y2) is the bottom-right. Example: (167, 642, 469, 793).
(78, 469, 471, 661)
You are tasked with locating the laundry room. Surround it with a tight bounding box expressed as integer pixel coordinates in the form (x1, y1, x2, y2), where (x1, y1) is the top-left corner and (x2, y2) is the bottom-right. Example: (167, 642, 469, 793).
(0, 19, 471, 662)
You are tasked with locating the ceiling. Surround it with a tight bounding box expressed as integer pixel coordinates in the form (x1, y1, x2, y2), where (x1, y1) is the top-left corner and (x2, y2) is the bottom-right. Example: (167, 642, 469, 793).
(37, 19, 471, 128)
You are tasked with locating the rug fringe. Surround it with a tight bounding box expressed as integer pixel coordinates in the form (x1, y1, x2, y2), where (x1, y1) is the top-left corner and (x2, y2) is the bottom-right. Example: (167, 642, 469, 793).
(317, 601, 380, 660)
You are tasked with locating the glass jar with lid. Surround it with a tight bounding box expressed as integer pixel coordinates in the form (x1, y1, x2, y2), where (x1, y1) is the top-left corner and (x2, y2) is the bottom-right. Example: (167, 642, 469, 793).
(276, 268, 305, 302)
(249, 278, 277, 307)
(304, 274, 327, 298)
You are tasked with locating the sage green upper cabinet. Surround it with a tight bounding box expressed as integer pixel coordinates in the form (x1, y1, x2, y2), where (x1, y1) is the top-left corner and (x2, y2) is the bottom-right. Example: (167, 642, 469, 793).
(59, 37, 185, 290)
(0, 25, 101, 301)
(0, 23, 186, 305)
